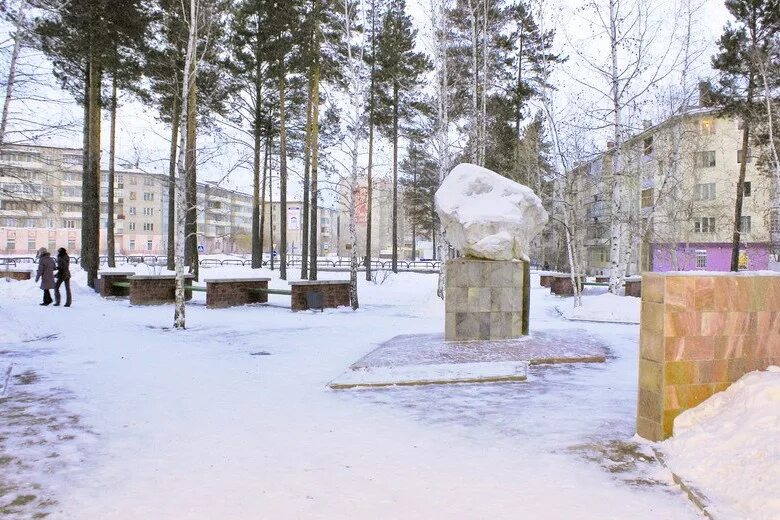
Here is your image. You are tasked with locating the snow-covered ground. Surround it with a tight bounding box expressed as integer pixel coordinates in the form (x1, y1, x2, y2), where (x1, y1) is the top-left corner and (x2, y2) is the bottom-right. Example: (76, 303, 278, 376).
(556, 290, 640, 324)
(1, 268, 705, 518)
(662, 367, 780, 520)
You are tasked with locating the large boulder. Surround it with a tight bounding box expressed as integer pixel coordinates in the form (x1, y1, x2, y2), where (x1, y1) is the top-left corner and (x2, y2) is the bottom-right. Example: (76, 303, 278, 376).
(435, 163, 548, 261)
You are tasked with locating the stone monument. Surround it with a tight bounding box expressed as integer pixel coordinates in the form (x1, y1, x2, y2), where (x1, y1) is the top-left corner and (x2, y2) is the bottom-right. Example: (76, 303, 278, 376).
(436, 163, 548, 341)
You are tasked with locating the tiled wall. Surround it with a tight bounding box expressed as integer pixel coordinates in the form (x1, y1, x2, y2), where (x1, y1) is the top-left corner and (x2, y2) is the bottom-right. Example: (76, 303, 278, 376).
(637, 272, 780, 441)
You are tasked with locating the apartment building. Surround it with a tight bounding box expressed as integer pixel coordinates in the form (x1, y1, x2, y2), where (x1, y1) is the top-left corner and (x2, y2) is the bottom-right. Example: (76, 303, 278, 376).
(0, 143, 350, 258)
(572, 106, 777, 274)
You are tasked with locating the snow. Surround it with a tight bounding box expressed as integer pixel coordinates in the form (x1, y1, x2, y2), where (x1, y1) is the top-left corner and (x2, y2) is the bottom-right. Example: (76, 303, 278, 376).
(661, 367, 780, 520)
(557, 292, 640, 324)
(435, 163, 548, 261)
(0, 268, 705, 518)
(329, 361, 528, 388)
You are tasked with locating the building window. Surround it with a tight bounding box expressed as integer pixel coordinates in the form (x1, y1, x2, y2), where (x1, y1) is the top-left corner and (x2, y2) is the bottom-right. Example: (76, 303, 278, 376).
(743, 181, 751, 197)
(737, 149, 752, 164)
(695, 250, 707, 269)
(641, 188, 654, 208)
(699, 118, 716, 135)
(67, 239, 75, 250)
(143, 192, 154, 201)
(129, 222, 136, 231)
(694, 183, 716, 201)
(696, 151, 716, 167)
(27, 238, 35, 251)
(143, 207, 154, 216)
(48, 240, 56, 251)
(63, 154, 82, 165)
(63, 171, 80, 181)
(129, 239, 135, 250)
(129, 191, 136, 200)
(63, 219, 76, 229)
(143, 223, 153, 231)
(5, 238, 14, 250)
(740, 215, 751, 234)
(643, 136, 653, 156)
(146, 240, 153, 251)
(694, 217, 716, 233)
(62, 186, 80, 197)
(144, 177, 153, 186)
(129, 207, 136, 215)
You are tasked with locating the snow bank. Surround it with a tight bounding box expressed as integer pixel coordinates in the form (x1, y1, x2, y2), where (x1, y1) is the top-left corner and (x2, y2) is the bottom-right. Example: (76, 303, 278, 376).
(435, 163, 548, 261)
(662, 367, 780, 520)
(557, 293, 640, 324)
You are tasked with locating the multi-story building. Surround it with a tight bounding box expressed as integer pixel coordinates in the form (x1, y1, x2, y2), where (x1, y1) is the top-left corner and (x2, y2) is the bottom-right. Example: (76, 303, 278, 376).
(572, 105, 777, 274)
(0, 143, 351, 258)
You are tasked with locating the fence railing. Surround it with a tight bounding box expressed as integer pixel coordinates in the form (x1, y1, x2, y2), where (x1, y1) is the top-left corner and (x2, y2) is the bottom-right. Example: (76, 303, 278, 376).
(0, 255, 442, 272)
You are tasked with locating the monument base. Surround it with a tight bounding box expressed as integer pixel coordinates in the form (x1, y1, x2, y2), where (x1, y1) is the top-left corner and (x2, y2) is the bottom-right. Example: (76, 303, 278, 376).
(445, 258, 529, 341)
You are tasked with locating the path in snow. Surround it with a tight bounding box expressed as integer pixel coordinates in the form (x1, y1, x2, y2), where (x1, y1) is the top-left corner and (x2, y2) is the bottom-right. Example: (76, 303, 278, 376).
(0, 270, 701, 519)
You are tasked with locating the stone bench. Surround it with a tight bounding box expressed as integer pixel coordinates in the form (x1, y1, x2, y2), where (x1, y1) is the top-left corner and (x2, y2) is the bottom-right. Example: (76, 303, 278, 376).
(624, 276, 641, 297)
(289, 280, 351, 311)
(99, 270, 136, 297)
(539, 271, 554, 288)
(595, 276, 609, 283)
(129, 274, 194, 305)
(550, 274, 583, 296)
(204, 277, 271, 308)
(2, 268, 32, 281)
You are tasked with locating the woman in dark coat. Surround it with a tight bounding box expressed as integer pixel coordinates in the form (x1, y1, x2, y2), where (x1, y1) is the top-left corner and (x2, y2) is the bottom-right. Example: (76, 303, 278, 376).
(35, 247, 56, 306)
(54, 247, 72, 307)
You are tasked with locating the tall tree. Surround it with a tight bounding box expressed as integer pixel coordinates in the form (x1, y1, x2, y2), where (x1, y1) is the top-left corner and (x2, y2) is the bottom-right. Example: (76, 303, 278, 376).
(707, 0, 780, 271)
(375, 0, 430, 270)
(401, 136, 439, 259)
(36, 0, 150, 287)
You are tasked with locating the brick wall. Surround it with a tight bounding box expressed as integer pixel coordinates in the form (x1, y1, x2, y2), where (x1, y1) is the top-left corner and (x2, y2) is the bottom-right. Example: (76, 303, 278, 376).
(2, 270, 31, 281)
(637, 272, 780, 441)
(99, 272, 133, 297)
(129, 276, 193, 305)
(290, 282, 350, 311)
(205, 279, 269, 308)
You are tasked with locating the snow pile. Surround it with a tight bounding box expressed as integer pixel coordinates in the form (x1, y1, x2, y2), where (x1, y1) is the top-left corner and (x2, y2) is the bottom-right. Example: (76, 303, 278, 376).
(557, 293, 640, 324)
(435, 163, 548, 261)
(662, 367, 780, 520)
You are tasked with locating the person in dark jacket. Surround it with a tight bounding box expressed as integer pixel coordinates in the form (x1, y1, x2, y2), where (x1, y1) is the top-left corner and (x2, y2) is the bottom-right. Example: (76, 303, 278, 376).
(35, 247, 56, 306)
(54, 247, 72, 307)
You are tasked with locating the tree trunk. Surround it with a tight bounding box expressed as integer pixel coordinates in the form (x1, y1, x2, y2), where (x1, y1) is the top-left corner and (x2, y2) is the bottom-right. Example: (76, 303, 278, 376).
(259, 133, 269, 267)
(607, 0, 624, 294)
(83, 55, 101, 288)
(167, 95, 179, 270)
(365, 0, 376, 281)
(301, 74, 313, 279)
(269, 135, 275, 271)
(0, 1, 27, 145)
(309, 63, 320, 280)
(411, 169, 417, 261)
(731, 117, 752, 271)
(278, 73, 288, 280)
(184, 69, 198, 279)
(391, 83, 399, 273)
(107, 73, 117, 267)
(251, 58, 263, 269)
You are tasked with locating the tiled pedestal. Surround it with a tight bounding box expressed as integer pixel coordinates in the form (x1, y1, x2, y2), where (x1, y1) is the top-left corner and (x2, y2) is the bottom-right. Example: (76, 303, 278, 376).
(445, 258, 529, 341)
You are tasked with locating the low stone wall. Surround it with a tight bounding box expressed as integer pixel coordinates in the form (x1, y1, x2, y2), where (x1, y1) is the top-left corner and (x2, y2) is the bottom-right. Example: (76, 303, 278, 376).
(595, 276, 609, 283)
(129, 275, 194, 305)
(637, 272, 780, 441)
(99, 271, 135, 297)
(625, 276, 641, 297)
(550, 274, 582, 296)
(539, 272, 554, 288)
(2, 269, 32, 281)
(289, 280, 351, 311)
(205, 278, 270, 308)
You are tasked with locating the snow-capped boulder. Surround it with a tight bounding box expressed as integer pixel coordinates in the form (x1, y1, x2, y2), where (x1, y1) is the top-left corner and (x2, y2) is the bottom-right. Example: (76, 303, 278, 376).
(435, 163, 548, 261)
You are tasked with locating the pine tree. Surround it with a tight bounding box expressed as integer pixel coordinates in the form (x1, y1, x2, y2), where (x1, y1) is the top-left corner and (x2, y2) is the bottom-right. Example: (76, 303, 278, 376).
(374, 0, 430, 270)
(707, 0, 780, 271)
(36, 0, 151, 287)
(400, 135, 439, 260)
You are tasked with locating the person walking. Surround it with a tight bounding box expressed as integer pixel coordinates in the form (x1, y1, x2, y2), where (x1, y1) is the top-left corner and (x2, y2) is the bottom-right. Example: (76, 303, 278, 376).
(35, 247, 56, 306)
(54, 247, 72, 307)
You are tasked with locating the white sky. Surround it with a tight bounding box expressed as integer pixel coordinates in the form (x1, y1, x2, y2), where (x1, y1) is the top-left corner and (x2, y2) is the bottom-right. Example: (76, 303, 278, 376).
(1, 0, 733, 197)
